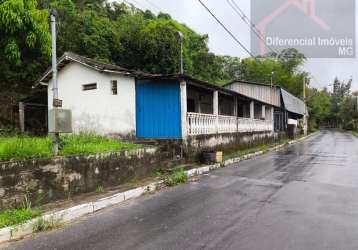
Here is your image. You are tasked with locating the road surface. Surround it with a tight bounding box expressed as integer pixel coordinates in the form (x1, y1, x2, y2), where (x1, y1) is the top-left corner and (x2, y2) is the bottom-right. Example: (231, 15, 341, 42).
(5, 130, 358, 250)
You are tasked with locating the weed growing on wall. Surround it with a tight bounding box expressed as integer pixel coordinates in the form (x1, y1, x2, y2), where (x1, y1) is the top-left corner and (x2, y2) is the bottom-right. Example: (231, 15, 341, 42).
(32, 216, 63, 232)
(95, 186, 104, 194)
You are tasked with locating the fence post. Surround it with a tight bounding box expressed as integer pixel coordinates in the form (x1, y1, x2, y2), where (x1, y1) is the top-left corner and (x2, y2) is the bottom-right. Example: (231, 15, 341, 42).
(213, 90, 219, 133)
(19, 102, 25, 133)
(234, 96, 238, 132)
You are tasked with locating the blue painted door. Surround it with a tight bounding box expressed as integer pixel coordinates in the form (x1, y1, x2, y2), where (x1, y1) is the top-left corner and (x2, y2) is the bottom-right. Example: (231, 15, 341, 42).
(136, 80, 182, 139)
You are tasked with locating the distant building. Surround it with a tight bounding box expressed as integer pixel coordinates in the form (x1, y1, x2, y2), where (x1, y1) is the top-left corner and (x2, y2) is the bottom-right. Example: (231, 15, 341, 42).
(224, 80, 307, 133)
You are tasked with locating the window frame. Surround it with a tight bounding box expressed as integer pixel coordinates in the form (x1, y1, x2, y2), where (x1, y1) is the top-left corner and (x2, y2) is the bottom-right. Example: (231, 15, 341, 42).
(82, 83, 97, 91)
(111, 80, 118, 95)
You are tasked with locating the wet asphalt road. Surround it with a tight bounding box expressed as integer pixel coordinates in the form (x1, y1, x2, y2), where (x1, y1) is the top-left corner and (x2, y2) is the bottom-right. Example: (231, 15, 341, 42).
(5, 130, 358, 250)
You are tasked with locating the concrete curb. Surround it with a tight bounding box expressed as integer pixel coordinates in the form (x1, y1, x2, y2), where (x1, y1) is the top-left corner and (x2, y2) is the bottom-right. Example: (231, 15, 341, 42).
(0, 133, 316, 244)
(0, 181, 164, 243)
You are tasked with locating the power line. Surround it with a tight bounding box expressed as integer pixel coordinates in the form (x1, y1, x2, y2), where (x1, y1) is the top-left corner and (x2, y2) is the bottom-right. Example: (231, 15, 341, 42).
(197, 0, 255, 57)
(226, 0, 278, 55)
(310, 74, 326, 89)
(143, 0, 163, 12)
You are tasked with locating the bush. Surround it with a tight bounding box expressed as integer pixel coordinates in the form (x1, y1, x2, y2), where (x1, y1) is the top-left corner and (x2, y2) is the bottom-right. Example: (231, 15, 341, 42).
(343, 120, 357, 131)
(164, 168, 188, 187)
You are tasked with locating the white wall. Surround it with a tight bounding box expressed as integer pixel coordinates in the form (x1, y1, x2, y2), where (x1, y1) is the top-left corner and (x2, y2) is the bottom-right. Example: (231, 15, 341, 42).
(48, 62, 136, 136)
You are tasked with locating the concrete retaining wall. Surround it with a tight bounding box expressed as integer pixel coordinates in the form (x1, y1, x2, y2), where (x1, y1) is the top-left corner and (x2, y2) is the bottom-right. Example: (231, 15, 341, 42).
(0, 131, 287, 210)
(184, 131, 285, 158)
(0, 147, 174, 210)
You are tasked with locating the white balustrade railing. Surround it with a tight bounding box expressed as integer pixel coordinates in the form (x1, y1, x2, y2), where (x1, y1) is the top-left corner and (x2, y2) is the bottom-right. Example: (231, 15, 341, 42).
(187, 112, 273, 136)
(187, 112, 217, 136)
(218, 115, 238, 133)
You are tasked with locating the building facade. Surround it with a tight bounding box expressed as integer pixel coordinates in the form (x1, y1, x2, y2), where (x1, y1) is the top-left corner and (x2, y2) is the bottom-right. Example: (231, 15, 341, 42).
(38, 52, 306, 144)
(39, 52, 137, 136)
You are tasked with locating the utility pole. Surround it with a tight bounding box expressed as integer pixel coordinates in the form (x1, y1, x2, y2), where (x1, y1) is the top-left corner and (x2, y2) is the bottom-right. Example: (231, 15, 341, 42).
(50, 9, 60, 155)
(176, 31, 184, 74)
(303, 77, 308, 135)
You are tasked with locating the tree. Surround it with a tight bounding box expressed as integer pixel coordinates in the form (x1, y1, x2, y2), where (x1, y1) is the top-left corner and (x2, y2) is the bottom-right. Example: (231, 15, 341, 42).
(0, 0, 51, 127)
(307, 88, 332, 127)
(0, 0, 51, 88)
(307, 77, 357, 130)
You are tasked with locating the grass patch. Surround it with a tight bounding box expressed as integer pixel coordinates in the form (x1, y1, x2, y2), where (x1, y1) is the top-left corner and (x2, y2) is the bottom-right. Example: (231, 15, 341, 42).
(352, 131, 358, 137)
(0, 208, 42, 229)
(60, 133, 139, 156)
(0, 133, 140, 162)
(164, 168, 188, 187)
(0, 136, 52, 162)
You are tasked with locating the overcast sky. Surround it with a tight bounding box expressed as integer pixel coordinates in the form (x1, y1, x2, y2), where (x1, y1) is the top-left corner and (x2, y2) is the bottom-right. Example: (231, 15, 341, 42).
(112, 0, 358, 90)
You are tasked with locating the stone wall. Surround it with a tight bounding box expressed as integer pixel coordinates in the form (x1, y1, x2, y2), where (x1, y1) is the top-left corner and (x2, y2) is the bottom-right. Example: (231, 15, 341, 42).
(0, 132, 287, 210)
(0, 147, 175, 210)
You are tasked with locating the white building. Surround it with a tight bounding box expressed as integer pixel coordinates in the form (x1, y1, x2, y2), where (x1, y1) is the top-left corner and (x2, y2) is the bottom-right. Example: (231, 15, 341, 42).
(39, 52, 137, 136)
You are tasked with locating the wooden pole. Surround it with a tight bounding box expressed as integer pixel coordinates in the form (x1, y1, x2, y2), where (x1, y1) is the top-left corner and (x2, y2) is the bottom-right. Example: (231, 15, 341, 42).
(19, 102, 25, 133)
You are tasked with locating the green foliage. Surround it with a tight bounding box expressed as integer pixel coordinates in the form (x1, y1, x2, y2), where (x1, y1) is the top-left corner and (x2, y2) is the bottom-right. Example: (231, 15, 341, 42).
(164, 168, 188, 187)
(95, 186, 104, 193)
(0, 0, 51, 80)
(0, 134, 140, 162)
(0, 207, 42, 228)
(307, 88, 332, 126)
(0, 136, 53, 161)
(307, 77, 358, 130)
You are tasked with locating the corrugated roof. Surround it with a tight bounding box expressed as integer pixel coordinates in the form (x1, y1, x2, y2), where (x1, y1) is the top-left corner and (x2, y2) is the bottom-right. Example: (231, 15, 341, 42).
(38, 52, 141, 84)
(281, 88, 306, 115)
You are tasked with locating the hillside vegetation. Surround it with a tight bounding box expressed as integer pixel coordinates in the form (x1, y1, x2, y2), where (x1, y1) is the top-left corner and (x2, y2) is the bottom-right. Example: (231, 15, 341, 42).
(0, 0, 355, 131)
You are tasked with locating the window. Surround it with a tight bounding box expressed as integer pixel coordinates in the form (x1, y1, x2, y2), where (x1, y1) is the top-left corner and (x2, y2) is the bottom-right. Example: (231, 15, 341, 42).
(82, 83, 97, 91)
(111, 80, 118, 95)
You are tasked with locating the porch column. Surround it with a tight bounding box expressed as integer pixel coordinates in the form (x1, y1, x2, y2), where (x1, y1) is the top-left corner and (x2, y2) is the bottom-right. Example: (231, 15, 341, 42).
(271, 107, 274, 131)
(250, 101, 254, 119)
(261, 105, 266, 120)
(233, 96, 238, 117)
(180, 81, 187, 139)
(213, 90, 219, 133)
(19, 102, 25, 133)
